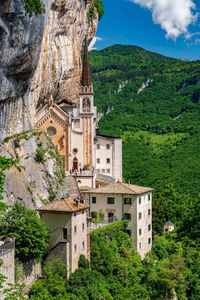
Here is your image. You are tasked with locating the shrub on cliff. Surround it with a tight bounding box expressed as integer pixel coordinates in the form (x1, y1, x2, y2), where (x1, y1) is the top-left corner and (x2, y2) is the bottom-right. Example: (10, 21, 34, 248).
(0, 202, 49, 261)
(23, 0, 45, 16)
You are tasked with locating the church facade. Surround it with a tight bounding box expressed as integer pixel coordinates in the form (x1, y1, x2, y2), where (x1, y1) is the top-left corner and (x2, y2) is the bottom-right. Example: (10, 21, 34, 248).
(35, 38, 122, 188)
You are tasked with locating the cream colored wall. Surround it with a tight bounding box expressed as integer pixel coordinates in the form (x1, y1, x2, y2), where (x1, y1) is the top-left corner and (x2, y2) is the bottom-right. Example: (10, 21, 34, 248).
(71, 210, 88, 273)
(113, 139, 122, 182)
(136, 192, 152, 258)
(41, 213, 71, 249)
(86, 191, 152, 258)
(88, 193, 123, 220)
(71, 131, 83, 170)
(96, 138, 113, 177)
(77, 177, 93, 188)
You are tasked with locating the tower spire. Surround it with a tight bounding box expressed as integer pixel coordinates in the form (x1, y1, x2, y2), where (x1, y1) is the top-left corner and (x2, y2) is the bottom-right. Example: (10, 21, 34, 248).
(81, 37, 92, 87)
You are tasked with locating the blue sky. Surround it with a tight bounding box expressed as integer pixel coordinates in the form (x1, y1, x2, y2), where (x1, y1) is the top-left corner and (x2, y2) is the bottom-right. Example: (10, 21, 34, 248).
(93, 0, 200, 60)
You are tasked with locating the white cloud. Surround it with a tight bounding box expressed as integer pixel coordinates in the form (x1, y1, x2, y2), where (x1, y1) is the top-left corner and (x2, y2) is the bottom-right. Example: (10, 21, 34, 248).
(130, 0, 198, 39)
(88, 36, 102, 51)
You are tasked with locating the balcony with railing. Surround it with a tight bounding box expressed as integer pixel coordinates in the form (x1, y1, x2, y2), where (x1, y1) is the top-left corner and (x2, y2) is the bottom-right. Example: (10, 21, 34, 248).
(89, 216, 119, 232)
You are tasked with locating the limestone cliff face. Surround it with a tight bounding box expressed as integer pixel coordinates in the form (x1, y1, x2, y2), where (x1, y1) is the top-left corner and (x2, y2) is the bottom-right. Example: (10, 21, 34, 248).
(0, 132, 69, 209)
(0, 0, 98, 140)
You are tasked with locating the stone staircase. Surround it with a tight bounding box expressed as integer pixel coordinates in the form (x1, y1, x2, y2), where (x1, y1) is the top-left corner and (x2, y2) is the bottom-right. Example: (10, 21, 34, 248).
(66, 175, 80, 200)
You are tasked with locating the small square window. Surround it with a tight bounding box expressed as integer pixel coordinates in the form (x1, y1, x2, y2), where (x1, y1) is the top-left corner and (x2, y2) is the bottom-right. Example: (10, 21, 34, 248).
(148, 224, 151, 231)
(106, 158, 110, 164)
(138, 197, 141, 204)
(97, 158, 100, 164)
(139, 212, 142, 220)
(139, 228, 142, 236)
(92, 197, 96, 204)
(139, 242, 142, 250)
(82, 241, 85, 249)
(102, 169, 105, 173)
(97, 144, 100, 149)
(148, 209, 151, 216)
(74, 244, 77, 252)
(148, 194, 151, 201)
(124, 198, 131, 205)
(74, 226, 77, 234)
(97, 169, 100, 173)
(107, 197, 115, 204)
(63, 228, 68, 240)
(106, 144, 110, 149)
(123, 213, 131, 220)
(148, 238, 151, 245)
(106, 169, 110, 173)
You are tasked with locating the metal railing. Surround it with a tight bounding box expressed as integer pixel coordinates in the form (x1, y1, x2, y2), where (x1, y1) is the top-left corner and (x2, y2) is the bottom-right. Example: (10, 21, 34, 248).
(90, 216, 119, 232)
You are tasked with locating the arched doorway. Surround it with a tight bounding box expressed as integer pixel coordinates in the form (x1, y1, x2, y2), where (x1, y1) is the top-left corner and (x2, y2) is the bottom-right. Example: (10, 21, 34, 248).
(73, 158, 78, 171)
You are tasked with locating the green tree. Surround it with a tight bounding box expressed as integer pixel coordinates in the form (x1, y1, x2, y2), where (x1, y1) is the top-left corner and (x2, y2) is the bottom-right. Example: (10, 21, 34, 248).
(29, 259, 67, 299)
(78, 254, 90, 269)
(0, 202, 49, 261)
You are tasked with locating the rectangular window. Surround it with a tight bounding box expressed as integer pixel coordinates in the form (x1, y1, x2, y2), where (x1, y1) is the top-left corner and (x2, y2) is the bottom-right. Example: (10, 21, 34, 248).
(97, 158, 100, 164)
(106, 158, 110, 164)
(139, 212, 142, 220)
(82, 241, 85, 249)
(106, 144, 110, 149)
(97, 169, 100, 173)
(102, 169, 105, 173)
(123, 213, 131, 220)
(148, 238, 151, 245)
(139, 228, 142, 236)
(92, 197, 96, 204)
(106, 169, 110, 173)
(74, 244, 77, 252)
(138, 197, 141, 204)
(125, 229, 131, 235)
(63, 228, 68, 240)
(124, 198, 132, 205)
(74, 226, 77, 234)
(148, 224, 151, 231)
(74, 213, 76, 217)
(139, 242, 142, 250)
(97, 144, 100, 149)
(107, 197, 115, 204)
(148, 209, 151, 216)
(148, 194, 151, 201)
(82, 223, 85, 231)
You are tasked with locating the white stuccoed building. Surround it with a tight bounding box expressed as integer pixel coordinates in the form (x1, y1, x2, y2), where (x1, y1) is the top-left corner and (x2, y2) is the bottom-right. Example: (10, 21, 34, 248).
(83, 182, 154, 258)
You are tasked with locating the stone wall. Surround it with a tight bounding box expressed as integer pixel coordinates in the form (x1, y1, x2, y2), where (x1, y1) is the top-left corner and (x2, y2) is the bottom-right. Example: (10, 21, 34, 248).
(16, 259, 42, 292)
(0, 240, 15, 289)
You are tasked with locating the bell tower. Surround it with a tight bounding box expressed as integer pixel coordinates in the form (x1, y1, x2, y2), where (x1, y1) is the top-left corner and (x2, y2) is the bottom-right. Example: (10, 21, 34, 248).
(80, 37, 95, 169)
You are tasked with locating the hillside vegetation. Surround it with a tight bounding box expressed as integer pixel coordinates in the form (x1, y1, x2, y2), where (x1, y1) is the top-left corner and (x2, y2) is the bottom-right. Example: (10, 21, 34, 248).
(90, 45, 200, 234)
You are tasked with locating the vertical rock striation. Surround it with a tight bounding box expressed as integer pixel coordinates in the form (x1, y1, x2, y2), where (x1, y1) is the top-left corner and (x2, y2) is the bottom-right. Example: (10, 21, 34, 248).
(0, 0, 98, 140)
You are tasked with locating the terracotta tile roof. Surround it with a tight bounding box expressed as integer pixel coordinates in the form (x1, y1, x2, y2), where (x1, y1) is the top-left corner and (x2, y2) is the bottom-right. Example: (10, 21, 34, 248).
(37, 199, 89, 213)
(85, 182, 154, 195)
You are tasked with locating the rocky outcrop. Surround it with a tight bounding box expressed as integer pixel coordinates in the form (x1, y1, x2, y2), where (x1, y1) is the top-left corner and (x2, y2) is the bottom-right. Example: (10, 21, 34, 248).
(0, 0, 98, 140)
(0, 132, 69, 209)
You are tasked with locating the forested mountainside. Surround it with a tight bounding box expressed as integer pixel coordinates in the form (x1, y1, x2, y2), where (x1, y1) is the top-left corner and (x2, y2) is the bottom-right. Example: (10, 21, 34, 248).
(90, 45, 200, 235)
